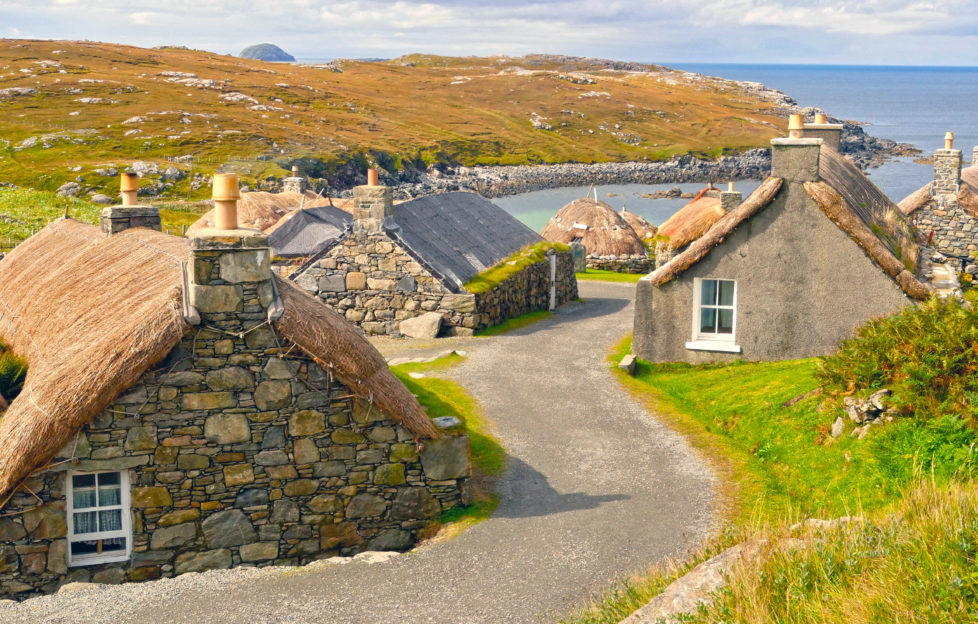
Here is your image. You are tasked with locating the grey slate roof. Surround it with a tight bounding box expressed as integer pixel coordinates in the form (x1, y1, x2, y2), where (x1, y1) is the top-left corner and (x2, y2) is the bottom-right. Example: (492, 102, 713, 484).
(388, 191, 543, 291)
(268, 205, 351, 257)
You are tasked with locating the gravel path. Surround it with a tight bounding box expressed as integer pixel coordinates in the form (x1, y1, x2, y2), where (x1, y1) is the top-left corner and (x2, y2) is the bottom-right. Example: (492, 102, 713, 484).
(0, 281, 715, 623)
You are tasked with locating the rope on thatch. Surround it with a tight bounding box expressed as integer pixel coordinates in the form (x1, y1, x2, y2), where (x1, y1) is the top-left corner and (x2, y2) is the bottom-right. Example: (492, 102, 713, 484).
(646, 177, 783, 287)
(657, 191, 726, 252)
(804, 181, 930, 301)
(541, 197, 647, 257)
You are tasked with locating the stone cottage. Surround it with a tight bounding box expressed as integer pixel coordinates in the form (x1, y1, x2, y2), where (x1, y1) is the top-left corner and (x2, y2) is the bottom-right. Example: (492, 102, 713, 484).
(289, 178, 577, 336)
(541, 195, 652, 273)
(899, 134, 978, 271)
(0, 175, 469, 598)
(633, 116, 930, 363)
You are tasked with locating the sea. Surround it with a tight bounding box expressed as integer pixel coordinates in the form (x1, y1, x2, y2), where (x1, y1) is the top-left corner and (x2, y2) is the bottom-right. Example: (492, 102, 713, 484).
(493, 64, 978, 231)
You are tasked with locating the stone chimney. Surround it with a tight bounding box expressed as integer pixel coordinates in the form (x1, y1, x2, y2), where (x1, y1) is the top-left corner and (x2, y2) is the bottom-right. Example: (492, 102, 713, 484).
(352, 168, 395, 235)
(771, 120, 822, 184)
(802, 112, 844, 152)
(719, 181, 742, 212)
(100, 172, 162, 235)
(933, 132, 962, 195)
(184, 173, 283, 327)
(282, 165, 306, 194)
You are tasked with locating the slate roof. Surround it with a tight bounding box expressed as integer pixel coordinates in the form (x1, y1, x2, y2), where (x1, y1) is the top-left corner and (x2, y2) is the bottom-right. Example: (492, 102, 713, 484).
(268, 205, 351, 257)
(387, 191, 543, 291)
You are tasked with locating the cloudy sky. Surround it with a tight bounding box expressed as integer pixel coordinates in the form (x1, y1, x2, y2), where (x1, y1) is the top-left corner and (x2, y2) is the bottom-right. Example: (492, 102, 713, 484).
(2, 0, 976, 66)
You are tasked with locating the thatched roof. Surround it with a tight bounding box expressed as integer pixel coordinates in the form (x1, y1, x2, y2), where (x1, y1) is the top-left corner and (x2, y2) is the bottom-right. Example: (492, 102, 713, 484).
(0, 219, 435, 501)
(656, 190, 725, 251)
(541, 197, 647, 257)
(620, 210, 657, 240)
(646, 151, 929, 301)
(899, 165, 978, 220)
(188, 191, 348, 236)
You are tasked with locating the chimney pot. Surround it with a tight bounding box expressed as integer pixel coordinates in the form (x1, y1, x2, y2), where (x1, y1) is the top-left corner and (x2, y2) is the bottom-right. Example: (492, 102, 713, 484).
(367, 168, 379, 186)
(120, 172, 139, 206)
(814, 113, 827, 124)
(212, 173, 240, 230)
(945, 132, 955, 150)
(727, 181, 735, 192)
(788, 114, 804, 139)
(291, 165, 298, 175)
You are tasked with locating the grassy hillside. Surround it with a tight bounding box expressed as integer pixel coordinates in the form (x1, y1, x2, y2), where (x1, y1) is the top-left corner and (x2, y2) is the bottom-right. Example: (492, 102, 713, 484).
(0, 40, 786, 199)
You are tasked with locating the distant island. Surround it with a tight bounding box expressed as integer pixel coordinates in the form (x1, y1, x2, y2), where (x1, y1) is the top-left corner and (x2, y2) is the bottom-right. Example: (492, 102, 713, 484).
(239, 43, 295, 62)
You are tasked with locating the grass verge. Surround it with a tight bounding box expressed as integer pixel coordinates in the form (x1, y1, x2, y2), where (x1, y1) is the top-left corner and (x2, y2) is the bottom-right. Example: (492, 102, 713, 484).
(476, 310, 552, 337)
(575, 270, 645, 283)
(391, 354, 505, 534)
(0, 188, 99, 250)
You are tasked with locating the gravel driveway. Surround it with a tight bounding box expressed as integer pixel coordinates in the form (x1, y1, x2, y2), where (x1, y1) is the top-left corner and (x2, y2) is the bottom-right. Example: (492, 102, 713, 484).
(0, 281, 714, 623)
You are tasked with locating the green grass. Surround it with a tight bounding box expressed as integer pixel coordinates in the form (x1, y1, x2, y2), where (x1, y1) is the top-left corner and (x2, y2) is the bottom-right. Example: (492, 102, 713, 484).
(0, 339, 27, 407)
(476, 310, 552, 337)
(391, 354, 505, 528)
(575, 269, 645, 283)
(0, 187, 100, 250)
(464, 242, 569, 294)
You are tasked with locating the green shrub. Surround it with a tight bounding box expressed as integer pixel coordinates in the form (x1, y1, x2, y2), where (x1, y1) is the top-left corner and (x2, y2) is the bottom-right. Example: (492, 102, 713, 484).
(0, 342, 27, 403)
(817, 293, 978, 420)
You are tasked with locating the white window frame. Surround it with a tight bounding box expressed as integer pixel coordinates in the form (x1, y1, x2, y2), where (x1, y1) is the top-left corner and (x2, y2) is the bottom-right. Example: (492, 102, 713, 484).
(65, 470, 132, 567)
(686, 277, 742, 354)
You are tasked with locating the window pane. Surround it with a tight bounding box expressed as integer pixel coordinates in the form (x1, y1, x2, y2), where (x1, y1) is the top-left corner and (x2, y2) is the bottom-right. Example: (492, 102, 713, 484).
(101, 537, 126, 553)
(99, 509, 123, 532)
(718, 309, 734, 334)
(71, 540, 99, 556)
(97, 473, 120, 487)
(701, 280, 717, 306)
(719, 280, 735, 306)
(74, 511, 97, 535)
(72, 474, 95, 489)
(98, 486, 121, 507)
(73, 489, 97, 510)
(700, 308, 717, 333)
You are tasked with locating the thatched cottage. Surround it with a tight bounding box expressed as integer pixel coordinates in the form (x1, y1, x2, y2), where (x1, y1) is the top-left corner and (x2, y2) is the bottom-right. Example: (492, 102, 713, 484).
(899, 134, 978, 270)
(289, 176, 577, 337)
(0, 175, 469, 598)
(654, 184, 741, 267)
(634, 116, 929, 363)
(541, 196, 652, 273)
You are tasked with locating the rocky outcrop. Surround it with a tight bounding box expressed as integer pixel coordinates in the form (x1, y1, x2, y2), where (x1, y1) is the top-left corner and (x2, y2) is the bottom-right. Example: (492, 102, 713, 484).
(239, 44, 295, 63)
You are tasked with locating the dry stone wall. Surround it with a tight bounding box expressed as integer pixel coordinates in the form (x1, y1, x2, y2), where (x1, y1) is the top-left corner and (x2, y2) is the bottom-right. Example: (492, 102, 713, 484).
(585, 253, 653, 273)
(474, 251, 578, 326)
(911, 197, 978, 264)
(0, 325, 469, 599)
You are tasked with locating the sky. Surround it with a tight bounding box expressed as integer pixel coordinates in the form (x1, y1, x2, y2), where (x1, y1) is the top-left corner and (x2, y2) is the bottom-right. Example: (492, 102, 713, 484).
(1, 0, 977, 66)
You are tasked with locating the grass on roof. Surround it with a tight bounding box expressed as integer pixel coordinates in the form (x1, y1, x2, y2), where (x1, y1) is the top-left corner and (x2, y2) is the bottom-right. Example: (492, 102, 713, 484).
(575, 269, 645, 283)
(463, 241, 569, 294)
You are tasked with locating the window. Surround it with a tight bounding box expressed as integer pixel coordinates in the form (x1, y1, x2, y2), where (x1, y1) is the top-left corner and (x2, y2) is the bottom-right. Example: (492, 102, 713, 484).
(686, 278, 742, 353)
(66, 471, 132, 566)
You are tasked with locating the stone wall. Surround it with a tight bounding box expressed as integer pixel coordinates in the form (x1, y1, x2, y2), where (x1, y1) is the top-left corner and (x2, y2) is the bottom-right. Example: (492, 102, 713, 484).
(0, 310, 468, 599)
(585, 253, 653, 274)
(910, 197, 978, 264)
(474, 250, 577, 327)
(292, 233, 578, 336)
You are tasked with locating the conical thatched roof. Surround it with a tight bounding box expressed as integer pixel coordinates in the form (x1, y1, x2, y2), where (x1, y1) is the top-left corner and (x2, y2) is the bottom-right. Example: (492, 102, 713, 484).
(620, 209, 657, 240)
(899, 165, 978, 219)
(656, 190, 725, 251)
(0, 219, 435, 502)
(188, 191, 349, 236)
(541, 197, 647, 257)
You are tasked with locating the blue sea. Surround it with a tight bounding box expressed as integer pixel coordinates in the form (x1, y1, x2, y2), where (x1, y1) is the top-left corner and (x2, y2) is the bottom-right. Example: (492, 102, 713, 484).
(497, 64, 978, 231)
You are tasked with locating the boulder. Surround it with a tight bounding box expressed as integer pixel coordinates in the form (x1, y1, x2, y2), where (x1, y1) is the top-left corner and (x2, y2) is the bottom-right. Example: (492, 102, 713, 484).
(399, 312, 443, 339)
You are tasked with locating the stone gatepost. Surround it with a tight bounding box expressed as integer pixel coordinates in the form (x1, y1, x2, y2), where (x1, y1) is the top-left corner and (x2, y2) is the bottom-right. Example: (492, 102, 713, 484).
(933, 132, 962, 196)
(282, 166, 305, 194)
(570, 241, 586, 272)
(100, 172, 162, 235)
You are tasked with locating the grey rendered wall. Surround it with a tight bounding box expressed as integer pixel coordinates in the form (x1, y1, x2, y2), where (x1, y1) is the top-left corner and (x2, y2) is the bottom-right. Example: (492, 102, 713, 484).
(634, 185, 914, 363)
